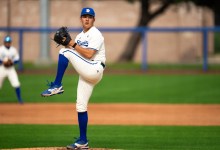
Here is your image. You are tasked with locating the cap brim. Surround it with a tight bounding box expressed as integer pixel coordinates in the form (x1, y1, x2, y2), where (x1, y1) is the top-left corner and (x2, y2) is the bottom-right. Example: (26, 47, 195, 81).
(81, 13, 94, 17)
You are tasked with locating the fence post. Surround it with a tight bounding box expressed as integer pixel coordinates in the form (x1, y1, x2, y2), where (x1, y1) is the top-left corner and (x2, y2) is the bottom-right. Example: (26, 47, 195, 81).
(202, 28, 208, 71)
(141, 28, 147, 71)
(18, 29, 23, 71)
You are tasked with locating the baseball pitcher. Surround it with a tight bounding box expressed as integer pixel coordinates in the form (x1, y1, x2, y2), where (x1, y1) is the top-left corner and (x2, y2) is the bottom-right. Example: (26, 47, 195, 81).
(41, 7, 106, 149)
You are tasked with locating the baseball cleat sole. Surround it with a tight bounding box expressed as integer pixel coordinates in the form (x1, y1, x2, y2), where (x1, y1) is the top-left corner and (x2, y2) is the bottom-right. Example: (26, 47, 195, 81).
(41, 91, 64, 97)
(66, 147, 89, 150)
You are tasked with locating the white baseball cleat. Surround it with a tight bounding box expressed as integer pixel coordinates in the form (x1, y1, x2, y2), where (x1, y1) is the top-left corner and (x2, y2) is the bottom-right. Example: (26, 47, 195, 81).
(67, 138, 89, 150)
(41, 82, 64, 97)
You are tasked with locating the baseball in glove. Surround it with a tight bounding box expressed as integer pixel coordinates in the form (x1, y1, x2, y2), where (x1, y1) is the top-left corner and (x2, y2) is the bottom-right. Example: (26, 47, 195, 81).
(3, 57, 13, 68)
(53, 27, 72, 46)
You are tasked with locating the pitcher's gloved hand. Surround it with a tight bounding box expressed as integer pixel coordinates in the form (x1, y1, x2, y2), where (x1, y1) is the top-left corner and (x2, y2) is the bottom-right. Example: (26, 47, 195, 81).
(53, 27, 72, 46)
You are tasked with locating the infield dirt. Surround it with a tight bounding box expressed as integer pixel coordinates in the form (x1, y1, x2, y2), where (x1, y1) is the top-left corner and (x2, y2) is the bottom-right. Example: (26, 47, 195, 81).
(1, 103, 220, 125)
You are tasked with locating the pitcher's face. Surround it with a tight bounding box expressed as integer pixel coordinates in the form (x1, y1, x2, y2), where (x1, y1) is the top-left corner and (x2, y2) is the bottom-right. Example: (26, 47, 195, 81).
(81, 15, 95, 32)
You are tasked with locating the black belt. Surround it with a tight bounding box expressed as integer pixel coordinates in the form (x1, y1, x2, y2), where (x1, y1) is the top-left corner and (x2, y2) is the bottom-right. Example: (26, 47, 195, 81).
(101, 62, 105, 68)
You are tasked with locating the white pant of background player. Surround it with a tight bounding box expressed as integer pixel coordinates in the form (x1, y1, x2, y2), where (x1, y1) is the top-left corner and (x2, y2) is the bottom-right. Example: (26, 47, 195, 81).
(60, 48, 104, 112)
(0, 66, 20, 89)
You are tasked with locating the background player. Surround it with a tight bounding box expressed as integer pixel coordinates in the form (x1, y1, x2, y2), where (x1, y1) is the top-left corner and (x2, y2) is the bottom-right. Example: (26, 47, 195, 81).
(0, 35, 23, 104)
(41, 7, 106, 149)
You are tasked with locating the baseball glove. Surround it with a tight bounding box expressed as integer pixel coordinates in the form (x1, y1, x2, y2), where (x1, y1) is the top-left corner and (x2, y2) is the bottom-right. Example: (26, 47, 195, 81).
(53, 27, 72, 46)
(3, 58, 13, 68)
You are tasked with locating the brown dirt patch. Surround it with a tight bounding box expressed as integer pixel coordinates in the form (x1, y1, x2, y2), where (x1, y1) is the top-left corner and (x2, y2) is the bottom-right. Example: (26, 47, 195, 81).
(1, 103, 220, 126)
(6, 148, 112, 150)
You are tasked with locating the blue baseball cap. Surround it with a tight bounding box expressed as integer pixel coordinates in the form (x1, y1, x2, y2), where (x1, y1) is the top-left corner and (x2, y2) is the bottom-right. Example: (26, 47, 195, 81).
(81, 7, 95, 17)
(4, 36, 12, 43)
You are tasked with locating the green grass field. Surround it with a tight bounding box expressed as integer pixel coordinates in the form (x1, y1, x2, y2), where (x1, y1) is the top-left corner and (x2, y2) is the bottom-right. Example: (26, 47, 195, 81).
(0, 71, 220, 149)
(1, 125, 220, 150)
(0, 74, 220, 103)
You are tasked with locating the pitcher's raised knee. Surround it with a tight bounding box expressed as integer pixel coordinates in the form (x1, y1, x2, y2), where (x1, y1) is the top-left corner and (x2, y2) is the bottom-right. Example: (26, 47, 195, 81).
(59, 48, 67, 54)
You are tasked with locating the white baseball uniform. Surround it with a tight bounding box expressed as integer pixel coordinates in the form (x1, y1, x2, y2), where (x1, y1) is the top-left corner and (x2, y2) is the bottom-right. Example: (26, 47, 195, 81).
(0, 45, 20, 88)
(59, 26, 106, 112)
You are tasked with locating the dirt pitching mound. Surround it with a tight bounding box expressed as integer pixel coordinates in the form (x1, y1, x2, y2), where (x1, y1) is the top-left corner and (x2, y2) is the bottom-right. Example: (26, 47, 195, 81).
(9, 147, 114, 150)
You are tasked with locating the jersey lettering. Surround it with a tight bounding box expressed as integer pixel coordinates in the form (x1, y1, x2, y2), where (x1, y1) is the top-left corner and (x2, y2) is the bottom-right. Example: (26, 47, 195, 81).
(77, 40, 88, 47)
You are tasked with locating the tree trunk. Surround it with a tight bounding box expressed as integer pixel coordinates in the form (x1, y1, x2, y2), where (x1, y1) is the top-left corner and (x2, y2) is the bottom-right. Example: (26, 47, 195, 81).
(118, 0, 172, 62)
(118, 0, 149, 62)
(214, 5, 220, 26)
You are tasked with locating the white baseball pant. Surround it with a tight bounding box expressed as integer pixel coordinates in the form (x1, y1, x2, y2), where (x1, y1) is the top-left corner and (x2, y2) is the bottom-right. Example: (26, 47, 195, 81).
(59, 48, 104, 112)
(0, 66, 20, 88)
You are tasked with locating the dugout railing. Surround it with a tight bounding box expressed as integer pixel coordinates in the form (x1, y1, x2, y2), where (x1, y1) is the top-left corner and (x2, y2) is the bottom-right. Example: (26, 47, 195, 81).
(1, 26, 220, 71)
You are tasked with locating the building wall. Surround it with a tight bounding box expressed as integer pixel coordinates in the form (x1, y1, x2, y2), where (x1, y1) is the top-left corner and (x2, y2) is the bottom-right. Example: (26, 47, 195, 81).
(0, 0, 214, 64)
